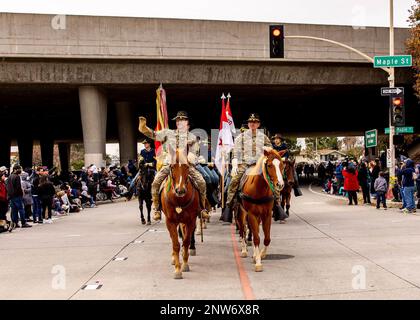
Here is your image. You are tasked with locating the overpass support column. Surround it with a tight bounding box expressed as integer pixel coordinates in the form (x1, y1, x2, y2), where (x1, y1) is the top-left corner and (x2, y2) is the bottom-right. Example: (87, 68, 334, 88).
(115, 102, 137, 166)
(58, 143, 70, 174)
(0, 137, 11, 169)
(79, 86, 107, 168)
(40, 139, 54, 169)
(17, 138, 33, 169)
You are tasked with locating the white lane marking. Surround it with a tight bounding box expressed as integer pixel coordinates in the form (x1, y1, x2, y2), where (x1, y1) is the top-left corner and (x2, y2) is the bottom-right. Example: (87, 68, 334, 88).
(81, 283, 102, 290)
(133, 240, 145, 244)
(113, 257, 128, 261)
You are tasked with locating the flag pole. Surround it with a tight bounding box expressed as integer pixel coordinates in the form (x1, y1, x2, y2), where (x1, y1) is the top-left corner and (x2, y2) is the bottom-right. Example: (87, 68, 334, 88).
(221, 149, 225, 208)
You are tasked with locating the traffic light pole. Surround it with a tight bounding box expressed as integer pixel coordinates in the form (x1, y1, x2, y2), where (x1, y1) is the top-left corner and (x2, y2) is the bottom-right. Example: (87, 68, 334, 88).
(285, 0, 397, 196)
(388, 0, 397, 195)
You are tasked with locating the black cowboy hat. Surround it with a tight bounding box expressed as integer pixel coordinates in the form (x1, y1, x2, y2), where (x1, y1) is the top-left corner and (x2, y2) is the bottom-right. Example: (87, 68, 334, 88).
(271, 133, 283, 140)
(172, 111, 189, 121)
(141, 139, 152, 145)
(247, 113, 260, 122)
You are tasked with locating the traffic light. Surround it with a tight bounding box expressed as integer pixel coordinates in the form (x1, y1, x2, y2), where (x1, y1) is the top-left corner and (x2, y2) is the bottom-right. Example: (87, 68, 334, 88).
(269, 25, 284, 58)
(391, 96, 405, 126)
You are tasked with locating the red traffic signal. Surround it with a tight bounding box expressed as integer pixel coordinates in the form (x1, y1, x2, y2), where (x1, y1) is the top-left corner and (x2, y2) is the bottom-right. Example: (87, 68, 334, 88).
(269, 25, 284, 58)
(391, 96, 405, 126)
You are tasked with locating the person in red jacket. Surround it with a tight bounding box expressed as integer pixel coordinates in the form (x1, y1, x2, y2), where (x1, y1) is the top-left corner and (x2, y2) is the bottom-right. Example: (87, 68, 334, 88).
(0, 167, 10, 231)
(342, 164, 360, 205)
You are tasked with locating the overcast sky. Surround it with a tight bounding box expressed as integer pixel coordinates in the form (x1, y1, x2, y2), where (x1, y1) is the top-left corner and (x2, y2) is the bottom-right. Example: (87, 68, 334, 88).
(0, 0, 416, 27)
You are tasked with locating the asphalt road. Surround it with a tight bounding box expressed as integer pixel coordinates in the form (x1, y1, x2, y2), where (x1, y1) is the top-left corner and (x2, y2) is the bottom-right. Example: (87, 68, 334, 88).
(1, 185, 420, 300)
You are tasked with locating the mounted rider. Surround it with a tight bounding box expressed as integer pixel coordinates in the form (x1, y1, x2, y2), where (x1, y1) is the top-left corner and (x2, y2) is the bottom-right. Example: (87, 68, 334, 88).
(272, 133, 303, 197)
(139, 139, 157, 169)
(138, 111, 209, 221)
(221, 113, 278, 223)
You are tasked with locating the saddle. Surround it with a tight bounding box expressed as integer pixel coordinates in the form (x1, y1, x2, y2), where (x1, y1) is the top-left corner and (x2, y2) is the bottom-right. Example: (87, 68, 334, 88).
(158, 174, 201, 209)
(237, 164, 274, 205)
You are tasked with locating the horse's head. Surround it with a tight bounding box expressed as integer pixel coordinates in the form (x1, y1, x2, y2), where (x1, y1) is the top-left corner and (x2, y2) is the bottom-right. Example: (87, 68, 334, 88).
(168, 147, 190, 197)
(264, 148, 286, 191)
(284, 159, 296, 186)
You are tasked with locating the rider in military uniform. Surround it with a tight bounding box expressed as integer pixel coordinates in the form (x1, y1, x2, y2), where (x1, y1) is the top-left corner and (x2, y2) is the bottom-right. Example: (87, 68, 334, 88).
(221, 113, 274, 223)
(272, 133, 302, 197)
(138, 111, 209, 221)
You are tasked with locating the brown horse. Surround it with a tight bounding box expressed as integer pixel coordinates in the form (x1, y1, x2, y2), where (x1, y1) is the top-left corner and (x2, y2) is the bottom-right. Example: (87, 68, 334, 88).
(236, 148, 286, 272)
(280, 159, 296, 219)
(160, 148, 201, 279)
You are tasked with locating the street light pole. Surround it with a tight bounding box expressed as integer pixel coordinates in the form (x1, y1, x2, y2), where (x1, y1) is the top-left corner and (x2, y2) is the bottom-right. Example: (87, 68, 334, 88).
(388, 0, 396, 194)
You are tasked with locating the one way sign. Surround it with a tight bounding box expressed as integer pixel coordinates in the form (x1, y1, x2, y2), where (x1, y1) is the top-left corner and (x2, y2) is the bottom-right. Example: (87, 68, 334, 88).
(381, 87, 404, 96)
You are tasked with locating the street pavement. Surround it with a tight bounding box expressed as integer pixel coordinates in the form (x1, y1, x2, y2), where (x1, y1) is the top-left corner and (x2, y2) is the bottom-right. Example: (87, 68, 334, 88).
(1, 185, 420, 300)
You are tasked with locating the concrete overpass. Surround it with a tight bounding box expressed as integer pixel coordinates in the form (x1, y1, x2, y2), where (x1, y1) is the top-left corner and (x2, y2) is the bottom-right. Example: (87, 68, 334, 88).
(0, 12, 416, 169)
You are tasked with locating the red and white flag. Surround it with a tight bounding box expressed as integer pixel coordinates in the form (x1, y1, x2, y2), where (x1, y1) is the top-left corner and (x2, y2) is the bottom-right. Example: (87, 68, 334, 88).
(215, 93, 235, 173)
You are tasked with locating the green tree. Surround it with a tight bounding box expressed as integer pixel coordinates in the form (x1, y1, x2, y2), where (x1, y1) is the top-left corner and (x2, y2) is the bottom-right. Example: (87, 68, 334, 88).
(407, 0, 420, 100)
(305, 137, 338, 150)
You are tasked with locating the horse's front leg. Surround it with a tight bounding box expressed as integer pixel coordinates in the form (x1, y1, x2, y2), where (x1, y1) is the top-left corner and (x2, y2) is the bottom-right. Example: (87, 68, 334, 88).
(139, 197, 145, 224)
(239, 208, 248, 258)
(166, 221, 182, 279)
(181, 223, 193, 272)
(189, 226, 196, 256)
(248, 213, 263, 272)
(146, 198, 152, 224)
(260, 210, 272, 260)
(286, 193, 291, 216)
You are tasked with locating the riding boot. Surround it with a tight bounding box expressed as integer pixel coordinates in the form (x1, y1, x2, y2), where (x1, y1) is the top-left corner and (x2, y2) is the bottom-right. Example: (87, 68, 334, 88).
(293, 186, 303, 197)
(273, 203, 287, 221)
(152, 195, 161, 221)
(221, 203, 233, 223)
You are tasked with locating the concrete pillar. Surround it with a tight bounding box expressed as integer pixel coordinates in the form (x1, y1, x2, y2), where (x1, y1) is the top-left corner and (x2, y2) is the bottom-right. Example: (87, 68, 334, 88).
(79, 86, 107, 167)
(58, 143, 70, 173)
(40, 139, 54, 169)
(0, 137, 11, 169)
(115, 101, 137, 165)
(17, 138, 33, 169)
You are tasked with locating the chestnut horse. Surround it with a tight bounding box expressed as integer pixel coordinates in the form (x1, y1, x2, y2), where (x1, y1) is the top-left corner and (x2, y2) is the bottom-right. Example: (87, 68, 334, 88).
(161, 149, 201, 279)
(236, 149, 285, 272)
(280, 159, 296, 218)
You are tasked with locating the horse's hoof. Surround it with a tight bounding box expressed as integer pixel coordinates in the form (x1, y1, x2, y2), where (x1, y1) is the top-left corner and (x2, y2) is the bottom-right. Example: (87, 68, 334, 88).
(174, 272, 183, 279)
(141, 220, 146, 225)
(279, 220, 286, 224)
(247, 241, 252, 246)
(147, 221, 151, 225)
(240, 252, 248, 258)
(182, 264, 190, 272)
(255, 264, 263, 272)
(189, 249, 196, 256)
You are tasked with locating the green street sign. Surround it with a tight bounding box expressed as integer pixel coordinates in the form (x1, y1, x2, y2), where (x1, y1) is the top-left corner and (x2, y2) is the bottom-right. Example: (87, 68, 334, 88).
(374, 55, 412, 68)
(384, 126, 414, 134)
(365, 129, 377, 148)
